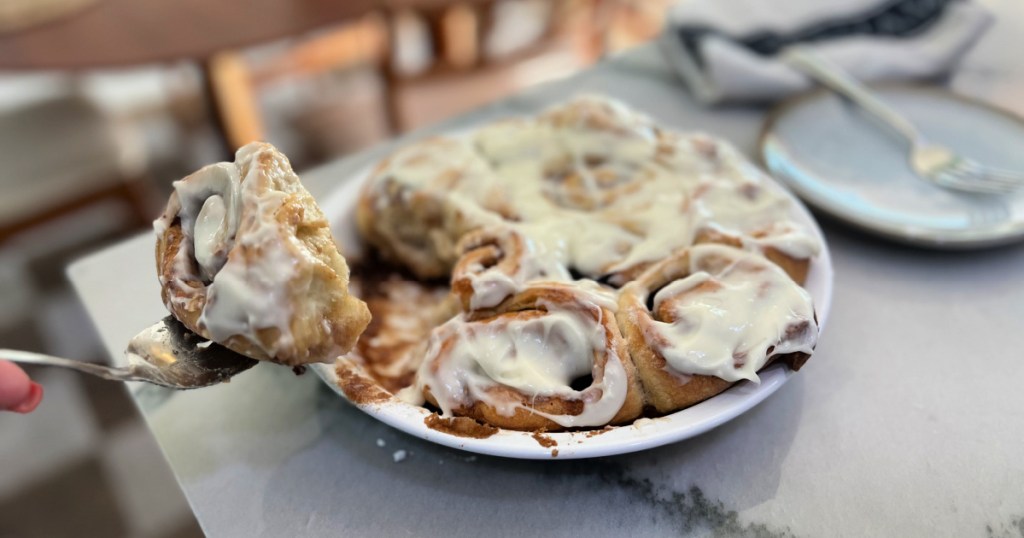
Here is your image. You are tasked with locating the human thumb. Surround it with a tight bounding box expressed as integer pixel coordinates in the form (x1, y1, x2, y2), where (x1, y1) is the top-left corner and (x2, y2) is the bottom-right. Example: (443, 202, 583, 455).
(0, 360, 43, 413)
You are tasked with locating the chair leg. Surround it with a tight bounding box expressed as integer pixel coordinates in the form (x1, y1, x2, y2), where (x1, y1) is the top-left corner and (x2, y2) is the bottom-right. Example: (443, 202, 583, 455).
(378, 10, 404, 135)
(202, 52, 266, 157)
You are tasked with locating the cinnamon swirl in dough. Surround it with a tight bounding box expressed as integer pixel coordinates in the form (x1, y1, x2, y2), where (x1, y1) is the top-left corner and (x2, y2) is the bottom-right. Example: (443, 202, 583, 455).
(450, 225, 572, 311)
(154, 142, 370, 366)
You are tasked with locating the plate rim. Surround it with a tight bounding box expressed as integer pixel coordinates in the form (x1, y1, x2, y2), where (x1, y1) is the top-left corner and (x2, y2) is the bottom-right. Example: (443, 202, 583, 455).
(313, 137, 835, 460)
(758, 84, 1024, 249)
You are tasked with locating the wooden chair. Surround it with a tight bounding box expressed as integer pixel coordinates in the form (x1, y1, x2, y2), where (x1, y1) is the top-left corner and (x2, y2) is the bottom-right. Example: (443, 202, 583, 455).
(206, 14, 388, 152)
(204, 0, 623, 150)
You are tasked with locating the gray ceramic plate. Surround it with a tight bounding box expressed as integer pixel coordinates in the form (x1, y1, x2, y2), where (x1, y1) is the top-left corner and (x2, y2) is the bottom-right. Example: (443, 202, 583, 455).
(760, 86, 1024, 248)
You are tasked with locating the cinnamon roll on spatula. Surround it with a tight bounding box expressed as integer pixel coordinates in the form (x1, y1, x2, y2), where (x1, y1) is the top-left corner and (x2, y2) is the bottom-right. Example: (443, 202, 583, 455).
(155, 142, 370, 366)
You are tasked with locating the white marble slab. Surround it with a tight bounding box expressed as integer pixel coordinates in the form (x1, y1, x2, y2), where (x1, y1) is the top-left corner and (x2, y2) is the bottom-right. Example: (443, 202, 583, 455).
(69, 32, 1024, 537)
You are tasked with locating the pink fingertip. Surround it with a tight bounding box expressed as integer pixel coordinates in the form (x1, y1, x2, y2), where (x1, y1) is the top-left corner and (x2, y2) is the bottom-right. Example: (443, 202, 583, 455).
(10, 382, 43, 414)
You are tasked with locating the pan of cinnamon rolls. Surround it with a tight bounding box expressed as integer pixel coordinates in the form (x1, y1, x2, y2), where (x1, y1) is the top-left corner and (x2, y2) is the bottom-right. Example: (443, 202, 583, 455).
(152, 96, 831, 458)
(303, 95, 834, 458)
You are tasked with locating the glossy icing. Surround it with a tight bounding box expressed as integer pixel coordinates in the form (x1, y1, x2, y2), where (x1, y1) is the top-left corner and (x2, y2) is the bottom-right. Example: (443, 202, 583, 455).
(404, 286, 628, 428)
(647, 244, 817, 382)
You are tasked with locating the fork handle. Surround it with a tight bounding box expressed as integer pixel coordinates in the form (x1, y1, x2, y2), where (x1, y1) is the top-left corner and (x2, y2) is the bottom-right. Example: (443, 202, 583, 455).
(1, 349, 139, 383)
(784, 48, 922, 144)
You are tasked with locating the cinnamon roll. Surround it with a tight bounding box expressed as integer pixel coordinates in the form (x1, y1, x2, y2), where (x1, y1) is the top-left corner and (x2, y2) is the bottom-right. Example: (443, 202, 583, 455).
(537, 96, 663, 212)
(403, 284, 644, 431)
(686, 173, 819, 285)
(355, 137, 509, 279)
(469, 104, 670, 280)
(154, 142, 370, 366)
(450, 225, 571, 312)
(617, 244, 817, 414)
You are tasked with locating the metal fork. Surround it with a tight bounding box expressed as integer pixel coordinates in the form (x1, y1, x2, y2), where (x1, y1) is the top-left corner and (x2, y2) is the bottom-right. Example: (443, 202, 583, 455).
(1, 317, 258, 389)
(784, 48, 1024, 195)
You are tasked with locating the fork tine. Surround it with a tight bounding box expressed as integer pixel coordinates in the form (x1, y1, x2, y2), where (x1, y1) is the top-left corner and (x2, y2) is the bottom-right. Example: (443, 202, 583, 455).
(954, 171, 1024, 190)
(954, 160, 1024, 185)
(950, 163, 1024, 189)
(961, 168, 1024, 191)
(945, 179, 1014, 195)
(942, 181, 1010, 195)
(978, 169, 1024, 185)
(934, 170, 1018, 195)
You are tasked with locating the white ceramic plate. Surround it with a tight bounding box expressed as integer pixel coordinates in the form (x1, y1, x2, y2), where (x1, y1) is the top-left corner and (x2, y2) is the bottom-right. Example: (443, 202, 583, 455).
(761, 86, 1024, 248)
(311, 157, 834, 460)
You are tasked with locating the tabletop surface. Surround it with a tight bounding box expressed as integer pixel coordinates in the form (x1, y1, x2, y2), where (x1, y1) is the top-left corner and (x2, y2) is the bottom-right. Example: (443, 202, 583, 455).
(70, 5, 1024, 536)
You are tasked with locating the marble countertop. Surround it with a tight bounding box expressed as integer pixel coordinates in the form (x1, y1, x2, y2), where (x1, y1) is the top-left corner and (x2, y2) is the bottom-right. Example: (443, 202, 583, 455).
(69, 13, 1024, 536)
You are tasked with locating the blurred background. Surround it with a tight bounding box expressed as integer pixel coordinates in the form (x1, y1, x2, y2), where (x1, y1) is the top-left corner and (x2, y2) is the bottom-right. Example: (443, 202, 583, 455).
(0, 1, 670, 536)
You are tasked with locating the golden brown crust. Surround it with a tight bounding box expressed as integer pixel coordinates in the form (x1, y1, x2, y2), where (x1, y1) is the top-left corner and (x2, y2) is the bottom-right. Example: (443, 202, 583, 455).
(423, 414, 499, 439)
(355, 171, 456, 279)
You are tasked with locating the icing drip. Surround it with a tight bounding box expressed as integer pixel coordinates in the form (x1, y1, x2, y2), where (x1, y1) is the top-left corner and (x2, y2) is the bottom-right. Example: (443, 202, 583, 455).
(199, 183, 295, 354)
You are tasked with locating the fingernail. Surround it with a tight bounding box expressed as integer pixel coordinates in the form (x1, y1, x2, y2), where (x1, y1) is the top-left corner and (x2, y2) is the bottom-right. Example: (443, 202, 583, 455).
(10, 382, 43, 414)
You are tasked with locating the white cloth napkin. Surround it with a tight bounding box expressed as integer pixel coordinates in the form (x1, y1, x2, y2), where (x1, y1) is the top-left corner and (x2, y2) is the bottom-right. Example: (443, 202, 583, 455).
(659, 0, 993, 104)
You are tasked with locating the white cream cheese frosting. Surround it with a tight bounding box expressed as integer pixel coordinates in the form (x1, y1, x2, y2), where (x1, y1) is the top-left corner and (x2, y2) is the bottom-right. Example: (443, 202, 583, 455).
(404, 286, 629, 428)
(455, 223, 573, 310)
(647, 244, 817, 383)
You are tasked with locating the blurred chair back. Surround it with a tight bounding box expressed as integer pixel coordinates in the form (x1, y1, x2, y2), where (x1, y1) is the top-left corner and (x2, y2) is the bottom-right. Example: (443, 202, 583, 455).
(0, 94, 154, 244)
(205, 1, 652, 156)
(378, 0, 600, 132)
